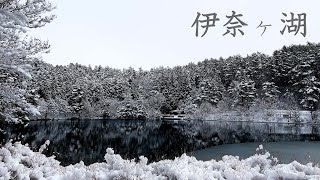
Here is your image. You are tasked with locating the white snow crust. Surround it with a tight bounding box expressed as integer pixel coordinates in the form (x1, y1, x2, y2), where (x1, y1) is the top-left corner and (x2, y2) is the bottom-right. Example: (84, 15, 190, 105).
(1, 142, 320, 180)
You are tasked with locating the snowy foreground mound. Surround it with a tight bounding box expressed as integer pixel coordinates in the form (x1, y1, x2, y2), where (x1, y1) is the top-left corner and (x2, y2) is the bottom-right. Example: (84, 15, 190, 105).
(1, 142, 320, 180)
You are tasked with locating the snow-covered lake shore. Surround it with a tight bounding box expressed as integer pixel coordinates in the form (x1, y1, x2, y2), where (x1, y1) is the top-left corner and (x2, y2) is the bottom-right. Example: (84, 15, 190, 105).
(1, 142, 320, 180)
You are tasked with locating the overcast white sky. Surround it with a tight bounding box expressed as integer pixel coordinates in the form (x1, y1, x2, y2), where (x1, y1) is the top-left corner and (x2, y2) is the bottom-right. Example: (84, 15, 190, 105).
(30, 0, 320, 70)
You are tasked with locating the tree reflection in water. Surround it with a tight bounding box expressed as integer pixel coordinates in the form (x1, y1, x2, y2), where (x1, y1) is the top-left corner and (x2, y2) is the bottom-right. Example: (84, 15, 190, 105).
(1, 119, 320, 166)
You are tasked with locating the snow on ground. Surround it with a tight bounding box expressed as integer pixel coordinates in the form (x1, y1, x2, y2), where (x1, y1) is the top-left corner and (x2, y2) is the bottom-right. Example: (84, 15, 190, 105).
(1, 142, 320, 180)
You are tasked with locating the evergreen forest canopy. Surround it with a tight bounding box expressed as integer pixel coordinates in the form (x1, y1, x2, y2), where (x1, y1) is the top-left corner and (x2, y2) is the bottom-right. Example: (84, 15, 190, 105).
(0, 1, 320, 123)
(16, 43, 320, 121)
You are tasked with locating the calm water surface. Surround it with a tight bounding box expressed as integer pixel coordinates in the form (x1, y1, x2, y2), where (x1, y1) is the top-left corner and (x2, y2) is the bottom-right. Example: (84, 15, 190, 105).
(1, 119, 320, 166)
(190, 141, 320, 165)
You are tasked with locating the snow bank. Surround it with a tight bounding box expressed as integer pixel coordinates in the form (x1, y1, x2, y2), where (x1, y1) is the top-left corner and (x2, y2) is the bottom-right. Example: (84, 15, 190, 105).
(1, 142, 320, 180)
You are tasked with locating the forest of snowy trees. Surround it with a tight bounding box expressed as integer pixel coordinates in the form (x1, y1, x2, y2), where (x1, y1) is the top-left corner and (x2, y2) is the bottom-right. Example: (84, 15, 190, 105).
(30, 43, 320, 121)
(1, 1, 320, 123)
(4, 43, 320, 122)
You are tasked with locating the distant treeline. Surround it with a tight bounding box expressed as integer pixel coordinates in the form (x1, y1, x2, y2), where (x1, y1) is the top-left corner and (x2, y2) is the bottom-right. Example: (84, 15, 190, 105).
(1, 43, 320, 122)
(23, 43, 319, 120)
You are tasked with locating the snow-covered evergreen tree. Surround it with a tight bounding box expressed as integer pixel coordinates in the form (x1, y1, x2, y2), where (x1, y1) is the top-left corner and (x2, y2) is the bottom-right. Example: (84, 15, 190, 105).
(0, 0, 55, 123)
(116, 100, 148, 120)
(228, 77, 257, 109)
(68, 86, 84, 114)
(290, 46, 320, 111)
(193, 77, 224, 107)
(261, 81, 280, 104)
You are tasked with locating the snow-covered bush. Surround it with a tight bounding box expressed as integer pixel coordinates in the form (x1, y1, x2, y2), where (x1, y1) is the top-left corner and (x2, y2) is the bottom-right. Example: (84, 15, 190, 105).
(1, 142, 320, 180)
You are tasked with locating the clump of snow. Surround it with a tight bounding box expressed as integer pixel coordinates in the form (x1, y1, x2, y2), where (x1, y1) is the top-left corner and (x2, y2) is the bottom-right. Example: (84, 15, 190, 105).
(38, 140, 50, 153)
(256, 144, 263, 151)
(25, 106, 41, 116)
(0, 142, 320, 180)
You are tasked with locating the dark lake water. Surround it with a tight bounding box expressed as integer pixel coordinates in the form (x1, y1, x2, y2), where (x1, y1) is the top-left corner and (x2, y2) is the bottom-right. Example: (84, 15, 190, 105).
(2, 119, 202, 165)
(1, 119, 320, 166)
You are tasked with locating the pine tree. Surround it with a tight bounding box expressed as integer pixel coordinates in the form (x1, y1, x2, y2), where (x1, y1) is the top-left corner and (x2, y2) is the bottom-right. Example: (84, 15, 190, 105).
(193, 77, 224, 107)
(68, 86, 84, 114)
(0, 0, 54, 123)
(116, 100, 148, 120)
(261, 81, 280, 104)
(228, 77, 256, 109)
(290, 45, 320, 111)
